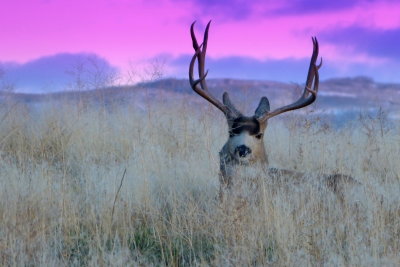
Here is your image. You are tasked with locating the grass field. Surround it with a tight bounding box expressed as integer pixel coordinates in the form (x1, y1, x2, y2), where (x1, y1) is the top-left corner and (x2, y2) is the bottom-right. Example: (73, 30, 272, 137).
(0, 97, 399, 266)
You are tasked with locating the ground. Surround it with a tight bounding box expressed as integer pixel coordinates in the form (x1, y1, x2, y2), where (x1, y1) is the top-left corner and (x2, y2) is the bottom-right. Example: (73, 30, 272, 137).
(0, 98, 399, 266)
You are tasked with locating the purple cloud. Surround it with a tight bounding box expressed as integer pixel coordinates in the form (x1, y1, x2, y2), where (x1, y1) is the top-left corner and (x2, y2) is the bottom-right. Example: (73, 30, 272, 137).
(321, 27, 400, 59)
(189, 0, 253, 20)
(169, 53, 400, 83)
(271, 0, 376, 14)
(1, 53, 117, 93)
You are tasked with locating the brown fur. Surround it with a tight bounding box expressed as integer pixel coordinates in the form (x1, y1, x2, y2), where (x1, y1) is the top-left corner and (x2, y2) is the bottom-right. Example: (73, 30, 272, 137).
(218, 115, 359, 202)
(189, 21, 358, 203)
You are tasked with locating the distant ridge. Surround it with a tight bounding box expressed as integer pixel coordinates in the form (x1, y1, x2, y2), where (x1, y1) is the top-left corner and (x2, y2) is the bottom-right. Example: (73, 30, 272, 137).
(1, 77, 399, 121)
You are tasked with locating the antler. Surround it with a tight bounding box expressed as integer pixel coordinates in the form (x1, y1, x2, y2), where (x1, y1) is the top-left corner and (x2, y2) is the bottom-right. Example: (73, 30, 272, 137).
(257, 37, 322, 122)
(189, 21, 241, 118)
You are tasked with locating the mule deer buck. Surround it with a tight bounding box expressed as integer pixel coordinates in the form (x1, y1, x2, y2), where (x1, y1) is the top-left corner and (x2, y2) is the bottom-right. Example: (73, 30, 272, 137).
(189, 21, 356, 200)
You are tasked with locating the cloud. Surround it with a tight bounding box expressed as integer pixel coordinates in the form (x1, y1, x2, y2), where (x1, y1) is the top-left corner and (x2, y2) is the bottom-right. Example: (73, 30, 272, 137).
(171, 54, 326, 82)
(188, 0, 254, 20)
(0, 53, 118, 93)
(181, 0, 392, 21)
(169, 53, 400, 83)
(321, 27, 400, 59)
(271, 0, 375, 14)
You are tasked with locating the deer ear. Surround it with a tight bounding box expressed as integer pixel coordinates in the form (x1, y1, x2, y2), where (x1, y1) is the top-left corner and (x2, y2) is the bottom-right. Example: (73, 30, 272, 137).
(254, 97, 270, 118)
(223, 92, 242, 117)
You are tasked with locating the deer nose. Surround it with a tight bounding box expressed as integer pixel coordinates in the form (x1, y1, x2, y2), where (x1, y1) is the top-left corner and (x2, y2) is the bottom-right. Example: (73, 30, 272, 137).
(235, 145, 252, 158)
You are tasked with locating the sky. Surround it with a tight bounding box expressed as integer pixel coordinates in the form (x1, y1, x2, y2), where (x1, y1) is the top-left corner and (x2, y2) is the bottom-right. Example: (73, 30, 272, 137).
(1, 0, 400, 92)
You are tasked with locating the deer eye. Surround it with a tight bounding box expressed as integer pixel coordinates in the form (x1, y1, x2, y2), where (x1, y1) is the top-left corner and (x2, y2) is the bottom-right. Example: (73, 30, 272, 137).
(255, 133, 263, 139)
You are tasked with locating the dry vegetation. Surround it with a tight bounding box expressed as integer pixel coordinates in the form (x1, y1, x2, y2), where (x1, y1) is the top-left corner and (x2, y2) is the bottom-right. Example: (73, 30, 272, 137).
(0, 96, 399, 266)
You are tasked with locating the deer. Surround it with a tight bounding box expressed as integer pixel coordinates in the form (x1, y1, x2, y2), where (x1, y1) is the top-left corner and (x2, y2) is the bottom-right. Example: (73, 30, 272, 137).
(189, 21, 357, 201)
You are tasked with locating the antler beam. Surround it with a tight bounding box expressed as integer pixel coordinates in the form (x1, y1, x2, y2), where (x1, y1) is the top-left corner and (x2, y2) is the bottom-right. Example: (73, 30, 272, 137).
(257, 37, 322, 122)
(189, 21, 241, 118)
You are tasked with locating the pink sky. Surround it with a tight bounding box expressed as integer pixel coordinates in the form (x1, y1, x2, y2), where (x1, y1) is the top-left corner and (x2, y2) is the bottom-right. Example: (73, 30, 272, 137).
(1, 0, 400, 89)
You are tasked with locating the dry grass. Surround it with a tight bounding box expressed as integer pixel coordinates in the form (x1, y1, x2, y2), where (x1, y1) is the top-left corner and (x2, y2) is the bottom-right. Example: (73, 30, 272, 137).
(0, 97, 399, 266)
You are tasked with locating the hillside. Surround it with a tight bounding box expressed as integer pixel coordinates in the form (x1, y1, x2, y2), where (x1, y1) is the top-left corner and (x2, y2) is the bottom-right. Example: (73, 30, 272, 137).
(1, 77, 399, 123)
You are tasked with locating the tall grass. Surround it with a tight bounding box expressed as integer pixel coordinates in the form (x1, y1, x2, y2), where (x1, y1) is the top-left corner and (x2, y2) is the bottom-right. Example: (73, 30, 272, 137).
(0, 97, 399, 266)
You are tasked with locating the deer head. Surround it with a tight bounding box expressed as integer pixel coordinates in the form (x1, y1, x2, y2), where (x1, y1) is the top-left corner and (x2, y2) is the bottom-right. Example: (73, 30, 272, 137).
(189, 21, 321, 166)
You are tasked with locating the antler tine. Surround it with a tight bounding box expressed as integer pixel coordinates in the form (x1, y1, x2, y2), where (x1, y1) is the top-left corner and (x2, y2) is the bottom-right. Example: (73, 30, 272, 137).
(258, 37, 321, 122)
(189, 21, 235, 116)
(189, 23, 229, 115)
(190, 21, 200, 51)
(302, 37, 321, 97)
(191, 20, 211, 91)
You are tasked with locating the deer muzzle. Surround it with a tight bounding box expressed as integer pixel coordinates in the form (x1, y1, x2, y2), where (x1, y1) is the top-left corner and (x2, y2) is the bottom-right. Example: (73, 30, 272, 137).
(235, 145, 252, 158)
